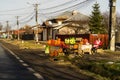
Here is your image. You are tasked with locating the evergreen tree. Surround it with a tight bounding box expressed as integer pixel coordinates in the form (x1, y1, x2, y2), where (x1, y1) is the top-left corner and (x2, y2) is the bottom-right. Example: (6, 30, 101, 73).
(89, 3, 106, 34)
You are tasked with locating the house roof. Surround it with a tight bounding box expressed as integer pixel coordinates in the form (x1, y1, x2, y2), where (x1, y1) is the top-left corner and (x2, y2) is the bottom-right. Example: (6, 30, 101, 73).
(65, 13, 89, 21)
(55, 11, 89, 21)
(55, 11, 72, 19)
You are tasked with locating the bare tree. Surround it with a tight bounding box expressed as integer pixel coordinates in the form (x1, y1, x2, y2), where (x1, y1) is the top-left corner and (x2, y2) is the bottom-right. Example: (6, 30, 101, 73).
(102, 11, 109, 33)
(21, 25, 33, 34)
(0, 22, 3, 31)
(116, 13, 120, 30)
(116, 13, 120, 43)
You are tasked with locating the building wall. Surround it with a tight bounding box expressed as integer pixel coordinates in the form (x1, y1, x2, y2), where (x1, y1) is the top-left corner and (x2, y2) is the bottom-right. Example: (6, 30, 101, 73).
(43, 29, 47, 41)
(116, 31, 120, 43)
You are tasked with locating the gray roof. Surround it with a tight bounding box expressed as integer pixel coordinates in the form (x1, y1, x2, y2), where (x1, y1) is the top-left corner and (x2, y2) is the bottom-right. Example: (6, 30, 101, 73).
(66, 13, 89, 21)
(55, 11, 72, 19)
(55, 11, 89, 21)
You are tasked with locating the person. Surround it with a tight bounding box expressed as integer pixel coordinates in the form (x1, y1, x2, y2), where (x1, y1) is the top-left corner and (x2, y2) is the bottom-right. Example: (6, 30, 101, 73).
(92, 38, 102, 53)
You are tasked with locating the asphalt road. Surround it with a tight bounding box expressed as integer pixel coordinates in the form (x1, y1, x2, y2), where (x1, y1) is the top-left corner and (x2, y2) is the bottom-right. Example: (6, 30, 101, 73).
(0, 44, 43, 80)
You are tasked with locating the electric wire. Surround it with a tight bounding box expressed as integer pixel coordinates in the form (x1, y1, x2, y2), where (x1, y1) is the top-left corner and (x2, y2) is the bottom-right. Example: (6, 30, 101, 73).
(20, 14, 35, 24)
(40, 0, 77, 10)
(0, 6, 32, 12)
(0, 12, 33, 16)
(39, 0, 92, 15)
(19, 12, 35, 21)
(39, 0, 89, 15)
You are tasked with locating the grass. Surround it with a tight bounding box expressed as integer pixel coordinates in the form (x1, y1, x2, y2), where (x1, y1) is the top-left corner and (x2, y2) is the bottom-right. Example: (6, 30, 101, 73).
(2, 39, 46, 50)
(69, 56, 120, 80)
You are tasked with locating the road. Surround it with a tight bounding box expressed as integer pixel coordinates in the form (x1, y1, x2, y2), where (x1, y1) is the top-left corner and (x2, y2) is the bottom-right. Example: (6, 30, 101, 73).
(0, 41, 95, 80)
(0, 44, 43, 80)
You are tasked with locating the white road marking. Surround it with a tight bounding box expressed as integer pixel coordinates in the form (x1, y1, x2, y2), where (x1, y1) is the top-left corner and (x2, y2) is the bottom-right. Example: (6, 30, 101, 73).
(19, 60, 24, 63)
(33, 72, 45, 80)
(27, 67, 35, 72)
(22, 63, 29, 67)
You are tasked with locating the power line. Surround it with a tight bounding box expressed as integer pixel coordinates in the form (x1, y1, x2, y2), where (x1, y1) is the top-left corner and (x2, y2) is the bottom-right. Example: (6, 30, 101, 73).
(20, 14, 35, 24)
(40, 0, 77, 10)
(0, 12, 34, 16)
(0, 6, 32, 12)
(19, 12, 35, 21)
(39, 0, 92, 15)
(0, 11, 35, 25)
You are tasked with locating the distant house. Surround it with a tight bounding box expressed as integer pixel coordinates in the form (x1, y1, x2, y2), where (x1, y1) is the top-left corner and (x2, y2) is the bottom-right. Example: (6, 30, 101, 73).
(12, 25, 43, 40)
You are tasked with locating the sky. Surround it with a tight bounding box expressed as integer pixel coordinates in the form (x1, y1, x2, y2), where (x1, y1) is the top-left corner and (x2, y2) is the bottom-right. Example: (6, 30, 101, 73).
(0, 0, 120, 30)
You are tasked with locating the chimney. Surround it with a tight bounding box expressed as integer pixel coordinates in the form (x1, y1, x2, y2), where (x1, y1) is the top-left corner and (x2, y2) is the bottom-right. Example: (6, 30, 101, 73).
(72, 10, 78, 15)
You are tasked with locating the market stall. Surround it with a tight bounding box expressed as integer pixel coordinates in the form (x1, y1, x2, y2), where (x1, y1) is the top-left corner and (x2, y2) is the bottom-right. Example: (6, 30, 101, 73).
(45, 38, 69, 57)
(45, 37, 93, 57)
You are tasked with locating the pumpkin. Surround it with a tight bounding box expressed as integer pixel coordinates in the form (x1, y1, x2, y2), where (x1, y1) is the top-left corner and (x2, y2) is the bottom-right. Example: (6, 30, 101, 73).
(57, 39, 61, 46)
(58, 48, 63, 53)
(50, 50, 58, 57)
(73, 44, 78, 49)
(51, 39, 55, 45)
(53, 50, 58, 56)
(54, 40, 58, 46)
(57, 38, 61, 41)
(47, 40, 51, 45)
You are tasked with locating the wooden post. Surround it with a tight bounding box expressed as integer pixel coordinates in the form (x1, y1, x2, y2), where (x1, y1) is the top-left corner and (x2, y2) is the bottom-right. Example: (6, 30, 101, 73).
(109, 0, 117, 51)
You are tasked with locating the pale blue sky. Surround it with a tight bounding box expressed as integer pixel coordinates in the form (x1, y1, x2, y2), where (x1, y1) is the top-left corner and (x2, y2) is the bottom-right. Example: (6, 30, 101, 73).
(0, 0, 119, 29)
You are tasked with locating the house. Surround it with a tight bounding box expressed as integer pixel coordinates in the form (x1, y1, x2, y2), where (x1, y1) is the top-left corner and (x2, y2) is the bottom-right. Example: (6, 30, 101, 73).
(41, 17, 67, 40)
(21, 24, 43, 40)
(41, 10, 90, 41)
(55, 10, 90, 34)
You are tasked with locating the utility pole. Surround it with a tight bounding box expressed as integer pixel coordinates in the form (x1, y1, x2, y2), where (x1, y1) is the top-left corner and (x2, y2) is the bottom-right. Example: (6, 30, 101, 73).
(109, 0, 117, 51)
(34, 3, 39, 42)
(6, 21, 9, 39)
(27, 2, 40, 42)
(16, 16, 20, 40)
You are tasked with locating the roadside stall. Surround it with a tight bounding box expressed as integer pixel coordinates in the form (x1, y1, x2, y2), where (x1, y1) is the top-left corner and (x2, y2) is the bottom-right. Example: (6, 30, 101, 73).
(45, 38, 69, 57)
(45, 37, 93, 58)
(64, 37, 92, 55)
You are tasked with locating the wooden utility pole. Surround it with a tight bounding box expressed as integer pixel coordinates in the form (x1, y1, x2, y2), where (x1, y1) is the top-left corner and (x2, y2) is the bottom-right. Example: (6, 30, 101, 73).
(6, 21, 9, 39)
(16, 16, 20, 40)
(27, 2, 40, 42)
(34, 3, 39, 42)
(109, 0, 117, 51)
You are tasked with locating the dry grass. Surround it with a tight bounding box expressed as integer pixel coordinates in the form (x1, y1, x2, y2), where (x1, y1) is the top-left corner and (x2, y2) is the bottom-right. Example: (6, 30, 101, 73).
(2, 39, 46, 50)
